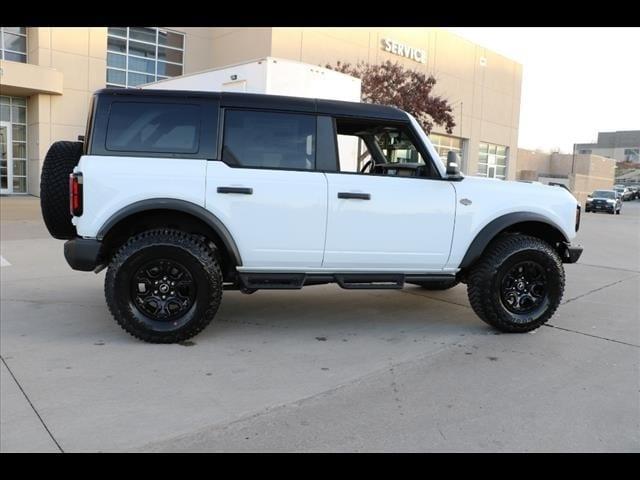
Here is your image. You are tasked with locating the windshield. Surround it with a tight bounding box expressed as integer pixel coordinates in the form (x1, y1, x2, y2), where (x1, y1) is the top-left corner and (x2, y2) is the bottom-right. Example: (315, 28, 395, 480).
(407, 113, 446, 176)
(592, 190, 616, 199)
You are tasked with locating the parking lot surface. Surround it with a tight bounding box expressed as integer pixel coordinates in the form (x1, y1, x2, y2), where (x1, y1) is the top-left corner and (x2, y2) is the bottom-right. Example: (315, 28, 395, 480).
(1, 195, 638, 452)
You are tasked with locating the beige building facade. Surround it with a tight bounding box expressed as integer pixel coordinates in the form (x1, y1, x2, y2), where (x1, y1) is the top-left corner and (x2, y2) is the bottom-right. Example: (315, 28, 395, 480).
(516, 148, 616, 206)
(0, 27, 523, 196)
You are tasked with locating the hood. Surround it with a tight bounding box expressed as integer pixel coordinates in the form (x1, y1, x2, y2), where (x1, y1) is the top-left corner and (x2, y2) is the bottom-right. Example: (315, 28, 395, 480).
(459, 176, 572, 195)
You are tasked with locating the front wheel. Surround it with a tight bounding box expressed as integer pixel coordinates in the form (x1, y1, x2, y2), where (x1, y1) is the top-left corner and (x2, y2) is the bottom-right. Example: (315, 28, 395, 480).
(466, 234, 565, 333)
(104, 229, 223, 343)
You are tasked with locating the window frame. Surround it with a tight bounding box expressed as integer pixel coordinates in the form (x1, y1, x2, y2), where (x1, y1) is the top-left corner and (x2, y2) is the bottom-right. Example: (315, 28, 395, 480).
(218, 108, 321, 173)
(328, 116, 443, 180)
(0, 27, 27, 63)
(106, 27, 185, 88)
(477, 141, 509, 179)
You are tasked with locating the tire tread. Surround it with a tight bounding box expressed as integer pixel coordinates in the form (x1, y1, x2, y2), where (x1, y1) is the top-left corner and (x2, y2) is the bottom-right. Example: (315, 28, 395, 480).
(40, 141, 83, 239)
(104, 229, 222, 343)
(467, 233, 565, 333)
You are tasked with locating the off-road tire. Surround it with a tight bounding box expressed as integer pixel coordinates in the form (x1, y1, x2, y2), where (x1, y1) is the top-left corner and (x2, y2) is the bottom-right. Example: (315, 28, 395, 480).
(40, 141, 84, 239)
(467, 234, 565, 333)
(104, 229, 223, 343)
(409, 279, 460, 290)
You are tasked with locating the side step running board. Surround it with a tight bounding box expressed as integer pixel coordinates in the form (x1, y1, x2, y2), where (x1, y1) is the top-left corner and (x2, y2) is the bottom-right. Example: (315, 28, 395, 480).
(335, 274, 404, 289)
(236, 273, 457, 291)
(239, 273, 306, 289)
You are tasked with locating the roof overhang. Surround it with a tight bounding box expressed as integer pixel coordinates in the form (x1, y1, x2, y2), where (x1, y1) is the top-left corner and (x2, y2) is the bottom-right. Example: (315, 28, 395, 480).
(0, 60, 63, 96)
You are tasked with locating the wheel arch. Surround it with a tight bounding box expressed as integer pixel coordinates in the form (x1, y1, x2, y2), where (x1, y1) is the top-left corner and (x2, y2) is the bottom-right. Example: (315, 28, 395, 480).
(459, 212, 570, 271)
(97, 199, 242, 277)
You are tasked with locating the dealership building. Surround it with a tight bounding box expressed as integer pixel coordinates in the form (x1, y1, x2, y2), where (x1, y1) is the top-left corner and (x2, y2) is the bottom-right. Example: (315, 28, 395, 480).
(0, 27, 523, 195)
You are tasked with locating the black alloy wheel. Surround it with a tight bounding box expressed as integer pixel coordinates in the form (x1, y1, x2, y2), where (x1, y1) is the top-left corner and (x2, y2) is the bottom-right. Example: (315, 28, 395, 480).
(499, 261, 547, 316)
(131, 259, 197, 323)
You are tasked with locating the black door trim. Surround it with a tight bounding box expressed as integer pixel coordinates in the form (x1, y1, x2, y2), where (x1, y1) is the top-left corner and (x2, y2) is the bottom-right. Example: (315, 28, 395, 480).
(338, 192, 371, 200)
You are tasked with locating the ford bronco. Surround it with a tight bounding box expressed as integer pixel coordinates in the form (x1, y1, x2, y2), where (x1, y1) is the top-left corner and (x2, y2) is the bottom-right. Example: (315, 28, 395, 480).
(40, 89, 583, 343)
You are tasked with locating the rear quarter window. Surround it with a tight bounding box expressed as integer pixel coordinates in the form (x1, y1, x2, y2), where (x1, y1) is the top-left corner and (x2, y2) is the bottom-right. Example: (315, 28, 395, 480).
(105, 102, 201, 154)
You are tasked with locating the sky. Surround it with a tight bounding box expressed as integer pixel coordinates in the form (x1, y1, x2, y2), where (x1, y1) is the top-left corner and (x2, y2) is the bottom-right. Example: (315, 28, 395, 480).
(445, 27, 640, 153)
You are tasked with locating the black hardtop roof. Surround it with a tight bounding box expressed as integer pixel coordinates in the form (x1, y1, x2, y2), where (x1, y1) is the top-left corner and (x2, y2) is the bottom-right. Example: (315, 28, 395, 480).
(94, 88, 409, 121)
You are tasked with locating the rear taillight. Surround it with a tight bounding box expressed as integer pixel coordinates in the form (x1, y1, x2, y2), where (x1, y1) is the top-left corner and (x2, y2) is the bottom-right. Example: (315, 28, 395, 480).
(575, 204, 581, 232)
(69, 172, 83, 217)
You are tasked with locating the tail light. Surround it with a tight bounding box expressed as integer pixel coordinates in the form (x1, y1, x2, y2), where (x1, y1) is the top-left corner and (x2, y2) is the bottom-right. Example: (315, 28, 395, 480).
(575, 204, 581, 232)
(69, 172, 83, 216)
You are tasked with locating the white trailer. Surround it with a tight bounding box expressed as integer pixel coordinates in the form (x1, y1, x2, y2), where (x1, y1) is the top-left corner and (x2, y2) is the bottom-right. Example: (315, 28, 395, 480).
(141, 57, 363, 171)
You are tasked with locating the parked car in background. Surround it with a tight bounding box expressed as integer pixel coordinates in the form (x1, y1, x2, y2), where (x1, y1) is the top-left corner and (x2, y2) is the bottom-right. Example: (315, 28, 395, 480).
(614, 186, 633, 201)
(626, 185, 640, 200)
(586, 190, 622, 214)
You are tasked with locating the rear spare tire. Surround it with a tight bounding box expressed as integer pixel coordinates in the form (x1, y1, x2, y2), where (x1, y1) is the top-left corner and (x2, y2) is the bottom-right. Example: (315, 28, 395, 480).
(40, 141, 83, 239)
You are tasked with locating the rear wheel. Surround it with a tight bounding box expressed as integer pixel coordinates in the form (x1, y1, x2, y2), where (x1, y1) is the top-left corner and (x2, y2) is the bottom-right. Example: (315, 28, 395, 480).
(104, 229, 223, 343)
(467, 234, 564, 333)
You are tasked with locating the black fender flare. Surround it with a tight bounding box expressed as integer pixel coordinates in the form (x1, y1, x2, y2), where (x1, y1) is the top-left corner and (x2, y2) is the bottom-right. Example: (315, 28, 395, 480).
(96, 198, 242, 266)
(458, 212, 569, 270)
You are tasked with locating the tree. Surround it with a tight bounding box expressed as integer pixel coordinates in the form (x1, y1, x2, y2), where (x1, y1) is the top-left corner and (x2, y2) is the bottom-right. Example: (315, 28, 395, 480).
(325, 60, 456, 135)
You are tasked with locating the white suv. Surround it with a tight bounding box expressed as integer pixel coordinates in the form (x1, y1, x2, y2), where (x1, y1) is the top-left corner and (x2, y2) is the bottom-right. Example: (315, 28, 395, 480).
(40, 89, 583, 343)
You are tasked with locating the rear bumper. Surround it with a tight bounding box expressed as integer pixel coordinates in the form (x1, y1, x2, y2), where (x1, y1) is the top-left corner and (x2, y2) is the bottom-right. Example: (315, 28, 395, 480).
(64, 238, 102, 271)
(561, 243, 583, 264)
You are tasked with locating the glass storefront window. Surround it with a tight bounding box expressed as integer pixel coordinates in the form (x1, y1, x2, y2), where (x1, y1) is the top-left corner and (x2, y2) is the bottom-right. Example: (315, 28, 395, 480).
(106, 27, 185, 88)
(0, 96, 27, 193)
(477, 142, 508, 179)
(429, 133, 465, 165)
(0, 27, 27, 63)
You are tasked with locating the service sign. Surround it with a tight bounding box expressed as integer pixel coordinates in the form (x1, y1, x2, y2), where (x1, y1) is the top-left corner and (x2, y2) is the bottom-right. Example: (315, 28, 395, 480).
(381, 38, 426, 64)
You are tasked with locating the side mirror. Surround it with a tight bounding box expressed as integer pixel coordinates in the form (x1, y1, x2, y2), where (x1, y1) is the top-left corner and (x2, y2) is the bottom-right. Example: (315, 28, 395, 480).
(446, 151, 462, 178)
(587, 194, 592, 198)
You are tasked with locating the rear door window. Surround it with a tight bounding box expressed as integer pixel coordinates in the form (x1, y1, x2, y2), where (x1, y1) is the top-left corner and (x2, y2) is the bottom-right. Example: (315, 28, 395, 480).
(106, 102, 201, 154)
(222, 110, 316, 170)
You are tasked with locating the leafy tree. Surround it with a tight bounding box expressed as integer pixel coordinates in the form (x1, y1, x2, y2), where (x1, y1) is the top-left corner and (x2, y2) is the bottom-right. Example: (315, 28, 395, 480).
(326, 60, 456, 135)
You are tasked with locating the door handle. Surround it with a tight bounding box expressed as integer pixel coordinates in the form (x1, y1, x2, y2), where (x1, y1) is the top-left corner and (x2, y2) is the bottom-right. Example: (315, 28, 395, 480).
(338, 192, 371, 200)
(217, 186, 253, 195)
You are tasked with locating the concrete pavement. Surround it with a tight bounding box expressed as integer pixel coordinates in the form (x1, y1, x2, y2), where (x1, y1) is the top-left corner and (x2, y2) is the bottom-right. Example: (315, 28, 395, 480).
(1, 195, 638, 452)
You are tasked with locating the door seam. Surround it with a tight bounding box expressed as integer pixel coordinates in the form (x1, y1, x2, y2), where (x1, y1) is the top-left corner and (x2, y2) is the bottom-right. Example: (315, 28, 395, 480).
(320, 172, 330, 267)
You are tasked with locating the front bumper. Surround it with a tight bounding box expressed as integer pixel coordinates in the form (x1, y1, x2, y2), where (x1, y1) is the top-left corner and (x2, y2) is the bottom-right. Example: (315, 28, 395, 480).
(561, 243, 583, 264)
(64, 238, 103, 271)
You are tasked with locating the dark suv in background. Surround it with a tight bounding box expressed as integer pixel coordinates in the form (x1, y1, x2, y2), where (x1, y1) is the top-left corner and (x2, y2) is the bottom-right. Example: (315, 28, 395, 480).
(586, 190, 622, 214)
